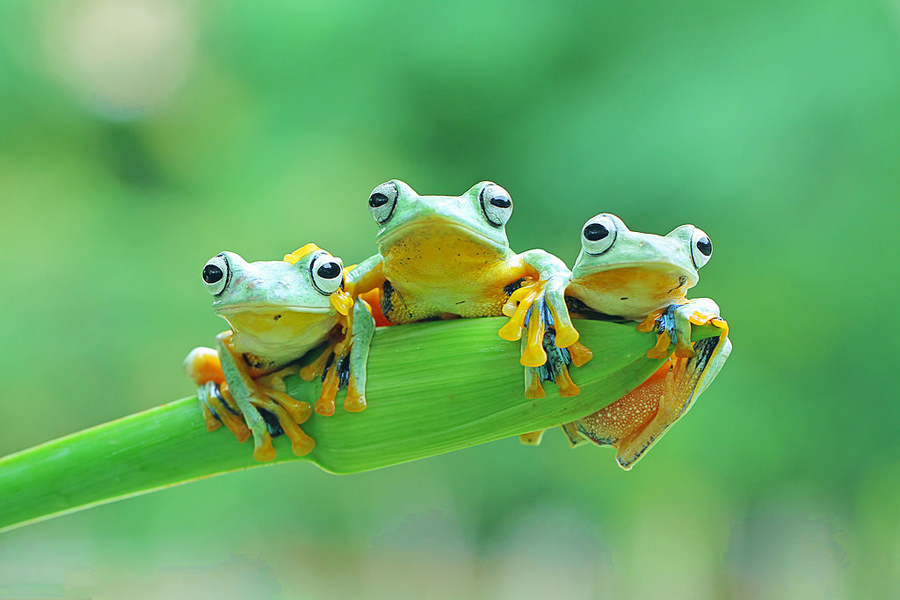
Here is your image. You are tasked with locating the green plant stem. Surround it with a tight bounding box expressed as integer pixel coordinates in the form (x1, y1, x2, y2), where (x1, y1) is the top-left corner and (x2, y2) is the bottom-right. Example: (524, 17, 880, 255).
(0, 318, 722, 534)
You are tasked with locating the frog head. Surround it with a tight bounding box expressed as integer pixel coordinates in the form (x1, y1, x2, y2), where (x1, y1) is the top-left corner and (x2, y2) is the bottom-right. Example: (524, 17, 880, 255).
(366, 180, 514, 262)
(568, 213, 713, 319)
(200, 246, 344, 356)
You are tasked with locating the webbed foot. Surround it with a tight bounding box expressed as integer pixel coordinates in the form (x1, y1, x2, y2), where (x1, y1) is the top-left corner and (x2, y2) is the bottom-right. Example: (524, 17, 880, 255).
(570, 332, 732, 470)
(500, 278, 583, 367)
(637, 299, 728, 360)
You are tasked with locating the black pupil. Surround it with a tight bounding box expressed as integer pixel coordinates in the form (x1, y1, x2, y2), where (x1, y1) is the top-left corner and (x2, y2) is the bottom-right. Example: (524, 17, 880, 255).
(489, 195, 511, 209)
(202, 264, 224, 284)
(584, 223, 610, 241)
(369, 193, 389, 208)
(696, 236, 712, 256)
(317, 262, 341, 279)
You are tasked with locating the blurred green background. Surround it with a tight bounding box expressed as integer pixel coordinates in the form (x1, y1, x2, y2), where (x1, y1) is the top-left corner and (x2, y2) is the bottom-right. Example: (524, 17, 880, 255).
(1, 0, 897, 598)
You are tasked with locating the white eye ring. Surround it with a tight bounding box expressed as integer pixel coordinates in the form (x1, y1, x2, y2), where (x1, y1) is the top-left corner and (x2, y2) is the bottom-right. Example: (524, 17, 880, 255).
(369, 181, 398, 225)
(690, 227, 712, 268)
(581, 214, 618, 255)
(202, 254, 229, 296)
(310, 252, 344, 295)
(479, 183, 513, 227)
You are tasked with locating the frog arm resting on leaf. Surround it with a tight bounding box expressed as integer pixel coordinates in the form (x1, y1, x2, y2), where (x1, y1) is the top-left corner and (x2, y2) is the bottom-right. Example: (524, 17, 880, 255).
(184, 245, 374, 462)
(519, 213, 731, 469)
(345, 179, 580, 387)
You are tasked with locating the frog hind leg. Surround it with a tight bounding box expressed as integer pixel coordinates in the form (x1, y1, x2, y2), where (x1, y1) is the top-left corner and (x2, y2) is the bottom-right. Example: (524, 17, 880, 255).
(216, 332, 285, 462)
(582, 334, 731, 470)
(561, 422, 591, 448)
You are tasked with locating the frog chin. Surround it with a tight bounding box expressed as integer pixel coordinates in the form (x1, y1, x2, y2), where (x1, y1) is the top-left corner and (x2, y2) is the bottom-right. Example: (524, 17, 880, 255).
(377, 216, 507, 254)
(569, 264, 698, 319)
(216, 306, 338, 358)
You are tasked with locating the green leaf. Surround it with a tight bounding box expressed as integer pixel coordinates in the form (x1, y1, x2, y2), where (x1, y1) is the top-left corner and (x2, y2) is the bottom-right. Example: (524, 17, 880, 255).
(0, 318, 722, 533)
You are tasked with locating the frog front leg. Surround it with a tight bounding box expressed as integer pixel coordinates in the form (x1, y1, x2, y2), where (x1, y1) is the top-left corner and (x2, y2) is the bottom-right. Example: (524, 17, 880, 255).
(638, 298, 728, 359)
(216, 332, 315, 461)
(567, 332, 732, 469)
(305, 299, 376, 416)
(343, 298, 375, 413)
(499, 249, 581, 368)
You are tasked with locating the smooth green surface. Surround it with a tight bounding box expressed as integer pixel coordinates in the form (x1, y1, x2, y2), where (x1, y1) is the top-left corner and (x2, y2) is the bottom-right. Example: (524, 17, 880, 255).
(0, 320, 721, 534)
(0, 1, 897, 597)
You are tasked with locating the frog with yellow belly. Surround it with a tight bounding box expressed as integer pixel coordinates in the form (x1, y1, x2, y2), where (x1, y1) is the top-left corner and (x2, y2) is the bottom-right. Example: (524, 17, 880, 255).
(184, 244, 374, 461)
(518, 213, 731, 469)
(345, 180, 584, 393)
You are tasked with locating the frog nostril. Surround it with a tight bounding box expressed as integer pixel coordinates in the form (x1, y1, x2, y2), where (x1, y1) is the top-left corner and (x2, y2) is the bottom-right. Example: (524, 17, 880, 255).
(203, 264, 224, 284)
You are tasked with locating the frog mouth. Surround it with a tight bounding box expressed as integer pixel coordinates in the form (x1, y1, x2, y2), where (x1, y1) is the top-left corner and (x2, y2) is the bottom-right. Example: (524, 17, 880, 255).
(378, 216, 507, 251)
(215, 305, 332, 315)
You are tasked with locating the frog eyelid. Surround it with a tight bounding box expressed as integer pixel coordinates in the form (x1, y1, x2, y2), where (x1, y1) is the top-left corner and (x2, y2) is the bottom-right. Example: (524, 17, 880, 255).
(309, 251, 344, 296)
(369, 181, 399, 225)
(202, 253, 231, 297)
(581, 214, 618, 255)
(478, 182, 513, 227)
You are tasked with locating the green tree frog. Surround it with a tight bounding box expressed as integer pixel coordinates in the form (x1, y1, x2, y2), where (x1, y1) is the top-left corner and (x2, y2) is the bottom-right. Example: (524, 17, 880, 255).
(521, 213, 731, 469)
(344, 179, 581, 390)
(184, 244, 375, 462)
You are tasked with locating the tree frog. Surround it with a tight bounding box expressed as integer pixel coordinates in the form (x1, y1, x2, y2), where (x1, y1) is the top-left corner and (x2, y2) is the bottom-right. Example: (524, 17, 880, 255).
(184, 244, 375, 462)
(345, 179, 581, 388)
(520, 213, 731, 469)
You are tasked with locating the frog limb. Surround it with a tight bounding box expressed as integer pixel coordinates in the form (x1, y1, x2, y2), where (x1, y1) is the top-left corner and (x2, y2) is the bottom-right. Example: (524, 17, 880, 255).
(185, 348, 252, 441)
(521, 249, 579, 345)
(343, 299, 375, 413)
(215, 332, 281, 462)
(638, 299, 727, 359)
(344, 254, 385, 299)
(570, 333, 732, 470)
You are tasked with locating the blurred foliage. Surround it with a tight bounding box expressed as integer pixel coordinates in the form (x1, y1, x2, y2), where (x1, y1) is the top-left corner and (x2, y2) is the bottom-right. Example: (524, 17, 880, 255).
(0, 0, 897, 598)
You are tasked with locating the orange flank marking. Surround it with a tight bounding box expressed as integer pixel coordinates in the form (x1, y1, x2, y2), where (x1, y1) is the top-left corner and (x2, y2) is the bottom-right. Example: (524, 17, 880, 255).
(359, 289, 392, 327)
(185, 348, 226, 386)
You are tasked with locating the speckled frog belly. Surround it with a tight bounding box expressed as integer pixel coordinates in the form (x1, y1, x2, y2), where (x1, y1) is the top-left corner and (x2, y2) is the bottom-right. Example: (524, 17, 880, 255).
(379, 229, 524, 323)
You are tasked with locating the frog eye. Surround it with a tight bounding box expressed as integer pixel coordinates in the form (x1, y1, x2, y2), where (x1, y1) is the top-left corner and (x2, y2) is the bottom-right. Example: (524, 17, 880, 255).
(310, 252, 344, 295)
(479, 183, 513, 227)
(690, 227, 713, 268)
(581, 214, 618, 255)
(202, 254, 230, 296)
(369, 181, 398, 225)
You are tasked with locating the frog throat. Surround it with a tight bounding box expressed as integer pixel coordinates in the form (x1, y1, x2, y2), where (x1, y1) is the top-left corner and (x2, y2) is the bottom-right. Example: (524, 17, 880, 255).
(377, 217, 508, 255)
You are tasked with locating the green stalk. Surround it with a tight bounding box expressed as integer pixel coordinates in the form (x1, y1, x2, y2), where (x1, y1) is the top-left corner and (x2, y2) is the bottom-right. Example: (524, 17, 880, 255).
(0, 318, 721, 533)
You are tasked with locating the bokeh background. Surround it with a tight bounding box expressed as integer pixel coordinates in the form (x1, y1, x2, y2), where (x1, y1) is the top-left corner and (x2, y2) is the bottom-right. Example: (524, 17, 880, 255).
(1, 0, 898, 598)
